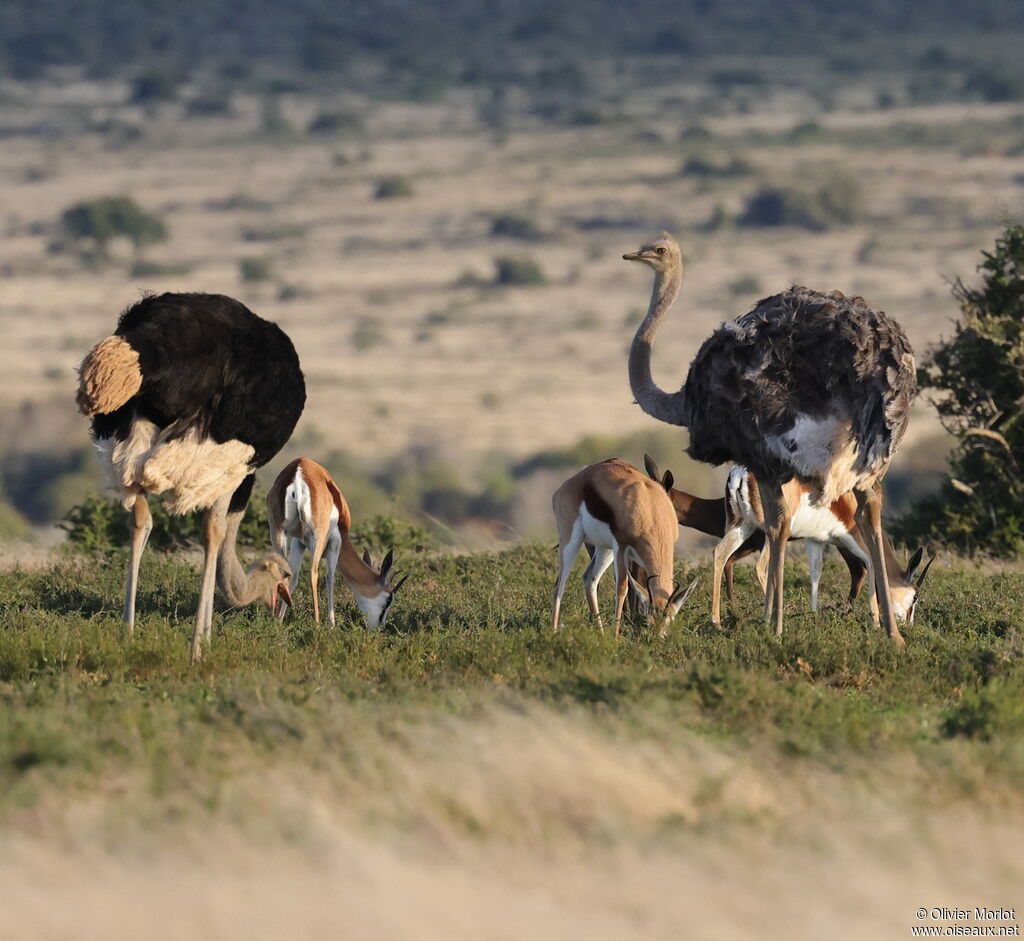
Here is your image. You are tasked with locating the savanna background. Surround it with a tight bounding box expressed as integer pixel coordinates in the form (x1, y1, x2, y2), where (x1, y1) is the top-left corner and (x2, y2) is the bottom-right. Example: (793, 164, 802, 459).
(2, 2, 1023, 938)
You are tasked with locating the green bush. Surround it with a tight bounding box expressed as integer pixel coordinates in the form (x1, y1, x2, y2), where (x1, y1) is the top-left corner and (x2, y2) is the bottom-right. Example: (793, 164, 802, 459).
(348, 514, 433, 556)
(61, 484, 270, 554)
(307, 110, 363, 135)
(61, 196, 168, 256)
(494, 256, 546, 286)
(374, 176, 415, 200)
(130, 70, 180, 103)
(896, 224, 1024, 557)
(680, 152, 754, 178)
(737, 179, 862, 231)
(239, 256, 273, 282)
(490, 211, 544, 241)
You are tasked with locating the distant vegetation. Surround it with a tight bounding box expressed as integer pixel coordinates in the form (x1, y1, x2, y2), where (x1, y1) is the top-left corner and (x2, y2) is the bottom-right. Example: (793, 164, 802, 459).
(59, 196, 168, 258)
(374, 176, 414, 200)
(494, 256, 546, 286)
(738, 179, 862, 231)
(3, 0, 1023, 98)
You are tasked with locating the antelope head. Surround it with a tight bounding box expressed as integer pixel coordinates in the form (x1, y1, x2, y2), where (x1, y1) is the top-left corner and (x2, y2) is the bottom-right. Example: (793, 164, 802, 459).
(625, 570, 699, 636)
(891, 546, 933, 624)
(356, 547, 410, 629)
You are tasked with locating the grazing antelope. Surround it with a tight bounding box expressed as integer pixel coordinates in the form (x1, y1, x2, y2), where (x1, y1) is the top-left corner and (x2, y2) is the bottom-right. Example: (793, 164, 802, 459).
(640, 454, 869, 613)
(267, 457, 408, 628)
(710, 466, 932, 628)
(551, 459, 697, 635)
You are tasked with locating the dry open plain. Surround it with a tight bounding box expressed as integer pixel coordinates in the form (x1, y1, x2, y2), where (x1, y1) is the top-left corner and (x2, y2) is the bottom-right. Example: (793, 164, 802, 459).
(3, 76, 1023, 492)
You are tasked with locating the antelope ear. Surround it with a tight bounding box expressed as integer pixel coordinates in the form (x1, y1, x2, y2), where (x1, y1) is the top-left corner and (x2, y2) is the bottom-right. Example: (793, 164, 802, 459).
(915, 555, 935, 588)
(362, 548, 373, 566)
(669, 576, 699, 614)
(380, 548, 395, 579)
(626, 568, 650, 606)
(643, 453, 660, 482)
(662, 470, 674, 492)
(906, 547, 924, 581)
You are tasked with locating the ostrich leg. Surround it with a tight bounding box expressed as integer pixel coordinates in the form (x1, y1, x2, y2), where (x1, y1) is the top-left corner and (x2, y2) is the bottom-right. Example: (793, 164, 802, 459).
(854, 487, 905, 649)
(123, 495, 153, 632)
(190, 495, 229, 663)
(759, 484, 792, 639)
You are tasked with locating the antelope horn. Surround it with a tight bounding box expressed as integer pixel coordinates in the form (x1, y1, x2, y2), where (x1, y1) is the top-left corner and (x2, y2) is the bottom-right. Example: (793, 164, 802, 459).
(391, 574, 410, 594)
(670, 576, 699, 606)
(626, 568, 649, 604)
(915, 556, 935, 588)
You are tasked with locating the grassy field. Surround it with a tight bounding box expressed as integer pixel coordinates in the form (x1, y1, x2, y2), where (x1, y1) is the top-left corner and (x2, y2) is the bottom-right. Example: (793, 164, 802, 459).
(2, 545, 1022, 938)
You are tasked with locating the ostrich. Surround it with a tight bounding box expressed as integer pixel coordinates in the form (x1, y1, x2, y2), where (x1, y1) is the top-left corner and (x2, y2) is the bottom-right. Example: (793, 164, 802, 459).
(625, 233, 915, 646)
(76, 292, 306, 662)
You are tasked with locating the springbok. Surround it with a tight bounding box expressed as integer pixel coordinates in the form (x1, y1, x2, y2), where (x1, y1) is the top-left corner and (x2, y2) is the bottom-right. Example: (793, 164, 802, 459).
(640, 454, 869, 614)
(267, 457, 408, 628)
(551, 459, 697, 635)
(710, 466, 932, 627)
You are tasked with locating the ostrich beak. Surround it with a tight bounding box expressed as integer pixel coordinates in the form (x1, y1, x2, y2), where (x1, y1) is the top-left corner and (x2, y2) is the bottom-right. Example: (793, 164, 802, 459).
(623, 251, 642, 261)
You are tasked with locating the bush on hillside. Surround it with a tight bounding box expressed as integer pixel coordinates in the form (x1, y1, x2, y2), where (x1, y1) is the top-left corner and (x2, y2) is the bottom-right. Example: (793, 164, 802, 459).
(895, 223, 1024, 556)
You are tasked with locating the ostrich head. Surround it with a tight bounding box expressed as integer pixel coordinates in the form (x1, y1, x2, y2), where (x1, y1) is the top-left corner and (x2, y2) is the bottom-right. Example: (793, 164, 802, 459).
(354, 547, 409, 630)
(623, 232, 682, 273)
(249, 553, 293, 613)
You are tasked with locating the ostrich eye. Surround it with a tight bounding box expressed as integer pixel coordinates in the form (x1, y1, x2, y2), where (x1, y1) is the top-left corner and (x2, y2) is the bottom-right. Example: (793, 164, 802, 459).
(656, 246, 666, 255)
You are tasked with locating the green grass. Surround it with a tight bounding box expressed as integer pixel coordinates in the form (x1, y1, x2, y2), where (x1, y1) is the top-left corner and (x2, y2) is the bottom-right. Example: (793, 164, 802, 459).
(1, 546, 1022, 840)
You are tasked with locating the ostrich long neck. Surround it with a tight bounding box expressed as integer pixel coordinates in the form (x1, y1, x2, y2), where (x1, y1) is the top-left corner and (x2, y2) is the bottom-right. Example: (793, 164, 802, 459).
(216, 510, 272, 606)
(628, 263, 687, 426)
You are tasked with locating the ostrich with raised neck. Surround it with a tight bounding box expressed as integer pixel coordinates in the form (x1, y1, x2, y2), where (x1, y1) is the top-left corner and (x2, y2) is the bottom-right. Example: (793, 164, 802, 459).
(624, 232, 916, 646)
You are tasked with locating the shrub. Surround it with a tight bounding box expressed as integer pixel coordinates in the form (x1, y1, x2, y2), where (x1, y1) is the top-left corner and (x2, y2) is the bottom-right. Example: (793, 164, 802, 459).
(374, 176, 415, 200)
(352, 317, 384, 351)
(186, 89, 233, 116)
(895, 224, 1024, 557)
(129, 259, 192, 278)
(963, 66, 1024, 103)
(679, 152, 754, 178)
(61, 485, 269, 554)
(737, 179, 862, 231)
(349, 514, 433, 556)
(307, 110, 363, 135)
(239, 257, 273, 282)
(490, 211, 544, 241)
(494, 256, 546, 286)
(131, 70, 180, 103)
(61, 196, 168, 256)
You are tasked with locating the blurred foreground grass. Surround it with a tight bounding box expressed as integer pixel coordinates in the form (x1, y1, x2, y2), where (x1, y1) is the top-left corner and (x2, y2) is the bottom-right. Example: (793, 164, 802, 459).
(2, 547, 1022, 830)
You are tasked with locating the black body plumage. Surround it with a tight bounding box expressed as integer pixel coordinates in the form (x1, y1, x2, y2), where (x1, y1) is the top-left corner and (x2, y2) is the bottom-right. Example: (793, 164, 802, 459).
(91, 293, 306, 471)
(681, 286, 915, 484)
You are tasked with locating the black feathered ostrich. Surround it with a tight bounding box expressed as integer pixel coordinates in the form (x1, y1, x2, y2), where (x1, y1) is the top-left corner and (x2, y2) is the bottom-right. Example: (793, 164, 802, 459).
(625, 233, 915, 647)
(77, 292, 306, 662)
